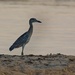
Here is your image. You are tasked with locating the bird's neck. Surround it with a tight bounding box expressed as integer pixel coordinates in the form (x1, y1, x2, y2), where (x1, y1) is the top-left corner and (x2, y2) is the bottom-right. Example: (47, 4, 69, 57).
(29, 21, 33, 26)
(28, 22, 33, 33)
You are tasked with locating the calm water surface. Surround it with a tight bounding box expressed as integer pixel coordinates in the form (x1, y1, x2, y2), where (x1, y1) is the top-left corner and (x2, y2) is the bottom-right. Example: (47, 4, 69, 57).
(0, 3, 75, 55)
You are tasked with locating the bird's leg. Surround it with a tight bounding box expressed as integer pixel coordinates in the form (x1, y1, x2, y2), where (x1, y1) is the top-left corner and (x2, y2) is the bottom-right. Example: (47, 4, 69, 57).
(21, 45, 24, 56)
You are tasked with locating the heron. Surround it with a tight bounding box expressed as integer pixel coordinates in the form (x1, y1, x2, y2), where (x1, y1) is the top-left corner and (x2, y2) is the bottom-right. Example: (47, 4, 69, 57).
(9, 18, 42, 55)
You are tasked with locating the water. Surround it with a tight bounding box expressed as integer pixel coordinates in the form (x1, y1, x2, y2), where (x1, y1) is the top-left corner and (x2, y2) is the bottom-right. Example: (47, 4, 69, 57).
(0, 2, 75, 55)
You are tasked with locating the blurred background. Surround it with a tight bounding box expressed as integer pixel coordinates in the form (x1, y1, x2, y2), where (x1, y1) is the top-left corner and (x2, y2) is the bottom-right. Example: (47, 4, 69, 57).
(0, 0, 75, 55)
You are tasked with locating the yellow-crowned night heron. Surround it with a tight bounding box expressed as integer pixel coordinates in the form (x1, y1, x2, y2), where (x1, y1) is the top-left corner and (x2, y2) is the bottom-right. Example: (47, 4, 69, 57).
(9, 18, 41, 55)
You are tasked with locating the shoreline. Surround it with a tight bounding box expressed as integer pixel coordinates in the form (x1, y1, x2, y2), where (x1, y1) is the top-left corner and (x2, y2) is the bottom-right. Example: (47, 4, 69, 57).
(0, 53, 75, 75)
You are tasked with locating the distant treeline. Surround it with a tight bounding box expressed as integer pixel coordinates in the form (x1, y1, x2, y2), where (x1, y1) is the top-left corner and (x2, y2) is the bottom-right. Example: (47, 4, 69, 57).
(0, 0, 75, 6)
(54, 0, 75, 1)
(0, 0, 75, 1)
(0, 0, 28, 1)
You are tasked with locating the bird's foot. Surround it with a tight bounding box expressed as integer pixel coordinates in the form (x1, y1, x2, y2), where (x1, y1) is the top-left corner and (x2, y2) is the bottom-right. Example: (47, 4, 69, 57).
(21, 52, 24, 55)
(21, 53, 24, 59)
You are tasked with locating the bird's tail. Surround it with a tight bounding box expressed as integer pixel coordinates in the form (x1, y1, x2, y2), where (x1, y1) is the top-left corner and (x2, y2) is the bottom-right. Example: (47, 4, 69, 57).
(9, 45, 14, 51)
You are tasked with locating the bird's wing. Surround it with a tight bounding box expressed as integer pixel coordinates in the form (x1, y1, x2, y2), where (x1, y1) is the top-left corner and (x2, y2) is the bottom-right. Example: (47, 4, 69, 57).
(12, 32, 29, 48)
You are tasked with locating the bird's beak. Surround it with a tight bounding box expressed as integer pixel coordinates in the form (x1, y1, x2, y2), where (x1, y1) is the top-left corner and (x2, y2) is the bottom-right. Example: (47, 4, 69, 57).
(37, 20, 42, 23)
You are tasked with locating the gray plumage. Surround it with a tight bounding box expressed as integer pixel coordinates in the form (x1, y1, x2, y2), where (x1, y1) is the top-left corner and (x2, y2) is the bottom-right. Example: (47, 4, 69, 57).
(9, 18, 41, 55)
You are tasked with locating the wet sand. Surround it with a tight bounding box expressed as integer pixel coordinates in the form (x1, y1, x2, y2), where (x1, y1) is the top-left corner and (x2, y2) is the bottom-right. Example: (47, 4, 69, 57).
(0, 53, 75, 75)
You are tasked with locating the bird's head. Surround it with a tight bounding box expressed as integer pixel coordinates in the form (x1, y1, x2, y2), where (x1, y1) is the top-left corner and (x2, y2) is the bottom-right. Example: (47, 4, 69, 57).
(29, 18, 42, 24)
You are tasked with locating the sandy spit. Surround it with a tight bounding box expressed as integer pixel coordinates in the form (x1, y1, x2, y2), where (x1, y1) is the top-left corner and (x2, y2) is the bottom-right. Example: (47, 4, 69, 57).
(0, 53, 75, 75)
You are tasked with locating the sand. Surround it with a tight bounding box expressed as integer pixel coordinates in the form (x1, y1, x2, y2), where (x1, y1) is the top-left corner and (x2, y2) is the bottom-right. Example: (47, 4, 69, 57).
(0, 53, 75, 75)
